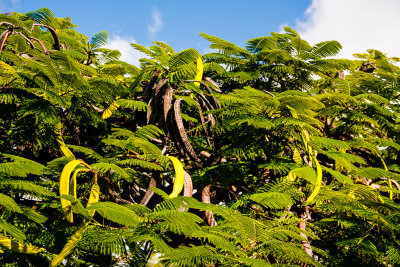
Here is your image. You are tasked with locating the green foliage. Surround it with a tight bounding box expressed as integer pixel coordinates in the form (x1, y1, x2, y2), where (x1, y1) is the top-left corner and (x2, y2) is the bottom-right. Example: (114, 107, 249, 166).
(1, 7, 400, 267)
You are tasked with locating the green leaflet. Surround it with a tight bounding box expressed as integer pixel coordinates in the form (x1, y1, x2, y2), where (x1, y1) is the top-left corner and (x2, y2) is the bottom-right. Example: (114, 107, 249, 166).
(87, 183, 100, 217)
(51, 183, 100, 266)
(54, 122, 75, 159)
(102, 99, 149, 119)
(51, 222, 89, 266)
(102, 100, 120, 119)
(292, 147, 302, 164)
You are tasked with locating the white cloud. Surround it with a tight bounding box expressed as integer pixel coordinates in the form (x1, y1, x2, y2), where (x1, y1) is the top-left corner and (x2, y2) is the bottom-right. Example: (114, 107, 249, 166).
(295, 0, 400, 59)
(147, 8, 163, 37)
(104, 35, 145, 66)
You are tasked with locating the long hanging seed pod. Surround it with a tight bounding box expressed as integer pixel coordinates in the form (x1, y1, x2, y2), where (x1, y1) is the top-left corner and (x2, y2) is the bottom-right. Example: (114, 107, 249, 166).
(31, 24, 61, 50)
(194, 56, 203, 86)
(154, 78, 169, 96)
(60, 160, 91, 222)
(30, 37, 48, 53)
(194, 96, 211, 146)
(173, 98, 201, 163)
(140, 177, 157, 206)
(300, 129, 323, 204)
(178, 171, 193, 212)
(299, 220, 313, 257)
(167, 156, 185, 198)
(203, 76, 222, 93)
(168, 108, 188, 158)
(187, 80, 221, 110)
(146, 97, 154, 124)
(163, 85, 174, 124)
(183, 171, 193, 197)
(198, 96, 216, 148)
(0, 30, 11, 52)
(202, 185, 217, 226)
(196, 92, 214, 111)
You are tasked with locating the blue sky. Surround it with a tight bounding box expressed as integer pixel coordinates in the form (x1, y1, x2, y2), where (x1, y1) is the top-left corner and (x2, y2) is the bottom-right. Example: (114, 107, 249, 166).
(1, 0, 400, 65)
(2, 1, 310, 50)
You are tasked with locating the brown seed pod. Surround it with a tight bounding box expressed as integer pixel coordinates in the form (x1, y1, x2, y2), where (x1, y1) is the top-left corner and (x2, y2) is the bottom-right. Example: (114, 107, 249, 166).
(202, 185, 217, 226)
(173, 98, 200, 163)
(146, 97, 154, 124)
(31, 24, 61, 50)
(168, 107, 188, 158)
(194, 96, 211, 146)
(183, 171, 193, 197)
(140, 177, 157, 206)
(204, 76, 222, 93)
(198, 96, 216, 148)
(163, 85, 174, 124)
(0, 31, 11, 52)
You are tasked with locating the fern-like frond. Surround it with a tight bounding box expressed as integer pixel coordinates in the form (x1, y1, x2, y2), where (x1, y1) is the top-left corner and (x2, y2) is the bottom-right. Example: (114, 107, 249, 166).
(148, 210, 203, 235)
(118, 159, 163, 171)
(86, 202, 143, 226)
(0, 193, 22, 213)
(163, 245, 225, 266)
(0, 180, 55, 197)
(90, 162, 129, 179)
(250, 192, 295, 209)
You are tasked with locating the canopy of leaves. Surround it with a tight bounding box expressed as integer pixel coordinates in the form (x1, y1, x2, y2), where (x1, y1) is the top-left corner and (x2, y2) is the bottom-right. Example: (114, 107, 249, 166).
(1, 8, 400, 267)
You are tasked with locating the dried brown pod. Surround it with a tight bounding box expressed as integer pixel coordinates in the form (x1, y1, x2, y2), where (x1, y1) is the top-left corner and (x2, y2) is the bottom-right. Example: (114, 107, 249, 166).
(173, 98, 200, 163)
(168, 108, 188, 158)
(146, 97, 154, 124)
(140, 177, 157, 206)
(204, 76, 222, 93)
(202, 185, 217, 226)
(183, 171, 193, 197)
(194, 96, 211, 146)
(31, 24, 61, 50)
(163, 85, 174, 123)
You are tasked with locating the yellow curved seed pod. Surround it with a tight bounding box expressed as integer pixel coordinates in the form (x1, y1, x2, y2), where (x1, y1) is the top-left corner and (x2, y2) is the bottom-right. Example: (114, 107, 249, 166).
(306, 155, 322, 203)
(60, 160, 90, 223)
(0, 233, 44, 254)
(51, 223, 89, 267)
(167, 156, 185, 198)
(87, 184, 100, 217)
(194, 56, 203, 87)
